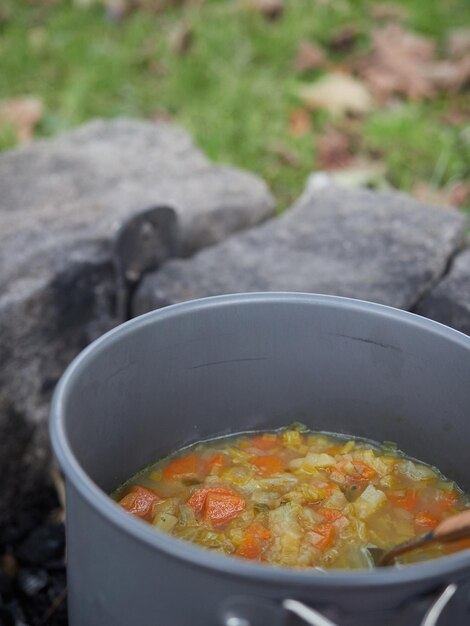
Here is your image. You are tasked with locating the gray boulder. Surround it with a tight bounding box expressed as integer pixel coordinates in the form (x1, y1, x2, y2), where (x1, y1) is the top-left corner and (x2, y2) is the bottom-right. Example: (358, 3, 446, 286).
(134, 185, 468, 314)
(416, 247, 470, 335)
(0, 118, 274, 425)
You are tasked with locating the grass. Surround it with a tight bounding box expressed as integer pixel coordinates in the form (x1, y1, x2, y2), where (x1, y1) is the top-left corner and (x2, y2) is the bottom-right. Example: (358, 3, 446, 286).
(0, 0, 469, 211)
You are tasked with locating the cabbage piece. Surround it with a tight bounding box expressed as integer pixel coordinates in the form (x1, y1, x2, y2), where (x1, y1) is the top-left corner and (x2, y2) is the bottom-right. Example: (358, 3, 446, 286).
(395, 460, 436, 482)
(290, 452, 336, 473)
(268, 503, 303, 566)
(353, 485, 387, 520)
(153, 512, 178, 533)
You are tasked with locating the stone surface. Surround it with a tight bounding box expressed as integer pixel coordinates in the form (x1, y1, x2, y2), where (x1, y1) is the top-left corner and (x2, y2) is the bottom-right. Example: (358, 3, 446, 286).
(416, 246, 470, 335)
(134, 185, 468, 314)
(0, 118, 275, 426)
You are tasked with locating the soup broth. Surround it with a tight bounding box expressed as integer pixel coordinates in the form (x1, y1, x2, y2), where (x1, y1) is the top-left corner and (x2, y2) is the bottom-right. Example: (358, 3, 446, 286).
(113, 428, 470, 569)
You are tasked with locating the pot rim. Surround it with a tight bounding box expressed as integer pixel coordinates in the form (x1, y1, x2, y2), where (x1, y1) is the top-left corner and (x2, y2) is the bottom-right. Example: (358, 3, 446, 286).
(50, 292, 470, 588)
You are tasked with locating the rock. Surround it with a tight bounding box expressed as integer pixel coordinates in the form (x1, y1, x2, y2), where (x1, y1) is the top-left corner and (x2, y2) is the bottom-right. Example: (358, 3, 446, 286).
(0, 118, 274, 526)
(16, 525, 65, 566)
(416, 247, 470, 335)
(17, 569, 48, 597)
(0, 118, 274, 425)
(134, 185, 468, 314)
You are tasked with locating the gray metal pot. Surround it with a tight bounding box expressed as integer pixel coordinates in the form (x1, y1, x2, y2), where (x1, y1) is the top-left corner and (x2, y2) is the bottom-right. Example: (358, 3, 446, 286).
(50, 293, 470, 626)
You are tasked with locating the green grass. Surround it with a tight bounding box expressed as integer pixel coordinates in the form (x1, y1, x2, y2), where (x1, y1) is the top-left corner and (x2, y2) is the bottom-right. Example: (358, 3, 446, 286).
(1, 0, 469, 211)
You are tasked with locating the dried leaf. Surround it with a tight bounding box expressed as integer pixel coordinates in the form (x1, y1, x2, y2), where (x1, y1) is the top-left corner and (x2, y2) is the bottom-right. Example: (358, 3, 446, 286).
(248, 0, 284, 20)
(170, 21, 194, 55)
(357, 24, 469, 101)
(447, 28, 470, 58)
(315, 127, 353, 170)
(299, 73, 374, 116)
(293, 41, 326, 72)
(270, 142, 300, 167)
(449, 182, 470, 208)
(412, 181, 470, 208)
(152, 111, 173, 122)
(288, 108, 311, 137)
(0, 97, 43, 143)
(328, 25, 359, 54)
(440, 106, 470, 125)
(370, 4, 409, 21)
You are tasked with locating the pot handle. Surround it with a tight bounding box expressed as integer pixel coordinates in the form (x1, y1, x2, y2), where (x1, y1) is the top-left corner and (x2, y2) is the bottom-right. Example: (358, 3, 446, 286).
(282, 599, 340, 625)
(282, 584, 459, 626)
(221, 583, 459, 626)
(420, 583, 458, 626)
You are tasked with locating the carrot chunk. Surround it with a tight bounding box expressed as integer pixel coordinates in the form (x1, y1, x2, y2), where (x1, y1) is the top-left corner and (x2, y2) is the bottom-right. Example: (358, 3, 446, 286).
(205, 454, 226, 473)
(309, 522, 335, 551)
(415, 512, 439, 529)
(187, 487, 235, 514)
(248, 455, 284, 475)
(235, 523, 272, 559)
(349, 462, 376, 483)
(162, 455, 199, 480)
(119, 486, 161, 521)
(388, 490, 417, 512)
(249, 434, 279, 450)
(203, 492, 246, 527)
(316, 508, 344, 522)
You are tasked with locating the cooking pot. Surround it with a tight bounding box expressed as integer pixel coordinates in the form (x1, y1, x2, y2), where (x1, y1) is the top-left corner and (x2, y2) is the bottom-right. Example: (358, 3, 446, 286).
(50, 293, 470, 626)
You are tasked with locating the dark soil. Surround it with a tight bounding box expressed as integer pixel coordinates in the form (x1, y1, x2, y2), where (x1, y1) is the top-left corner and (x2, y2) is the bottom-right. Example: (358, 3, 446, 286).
(0, 479, 67, 626)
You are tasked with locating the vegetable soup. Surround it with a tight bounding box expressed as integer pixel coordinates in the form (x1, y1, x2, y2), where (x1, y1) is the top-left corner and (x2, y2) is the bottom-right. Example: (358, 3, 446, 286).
(113, 428, 470, 569)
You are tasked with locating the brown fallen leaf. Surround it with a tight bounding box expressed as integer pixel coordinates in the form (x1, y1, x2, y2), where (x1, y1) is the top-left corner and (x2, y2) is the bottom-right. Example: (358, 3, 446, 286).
(299, 73, 374, 116)
(440, 106, 470, 125)
(288, 108, 311, 137)
(151, 111, 174, 122)
(370, 3, 409, 21)
(315, 126, 353, 170)
(0, 97, 43, 143)
(247, 0, 284, 20)
(293, 41, 326, 72)
(412, 181, 470, 209)
(357, 23, 468, 101)
(328, 25, 359, 54)
(447, 28, 470, 58)
(449, 182, 470, 208)
(269, 142, 300, 167)
(169, 21, 194, 55)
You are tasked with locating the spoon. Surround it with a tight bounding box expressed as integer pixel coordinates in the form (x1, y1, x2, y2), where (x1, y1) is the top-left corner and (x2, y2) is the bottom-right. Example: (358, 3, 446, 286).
(369, 509, 470, 567)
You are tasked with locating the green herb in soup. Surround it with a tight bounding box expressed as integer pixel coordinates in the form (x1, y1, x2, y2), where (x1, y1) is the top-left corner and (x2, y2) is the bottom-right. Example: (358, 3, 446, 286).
(113, 429, 470, 569)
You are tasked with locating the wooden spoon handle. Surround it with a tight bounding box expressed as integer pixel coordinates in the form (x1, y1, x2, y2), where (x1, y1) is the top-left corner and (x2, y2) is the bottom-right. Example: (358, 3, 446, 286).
(433, 509, 470, 544)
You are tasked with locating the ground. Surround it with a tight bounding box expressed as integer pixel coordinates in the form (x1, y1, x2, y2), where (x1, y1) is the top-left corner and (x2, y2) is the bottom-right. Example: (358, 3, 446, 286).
(0, 0, 469, 212)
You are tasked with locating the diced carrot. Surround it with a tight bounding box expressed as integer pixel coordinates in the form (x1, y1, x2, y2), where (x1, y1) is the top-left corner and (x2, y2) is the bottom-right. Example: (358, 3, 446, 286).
(249, 434, 279, 451)
(433, 490, 458, 515)
(235, 523, 272, 560)
(316, 508, 344, 522)
(388, 490, 417, 512)
(326, 445, 343, 456)
(249, 455, 284, 475)
(348, 462, 376, 483)
(162, 455, 199, 480)
(205, 454, 225, 473)
(119, 486, 162, 521)
(310, 522, 335, 551)
(203, 492, 246, 527)
(415, 512, 439, 529)
(187, 487, 234, 514)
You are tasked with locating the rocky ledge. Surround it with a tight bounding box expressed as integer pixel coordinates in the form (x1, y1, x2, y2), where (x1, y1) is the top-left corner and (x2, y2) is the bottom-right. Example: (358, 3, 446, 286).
(1, 119, 470, 625)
